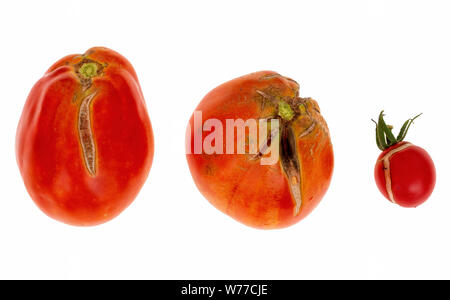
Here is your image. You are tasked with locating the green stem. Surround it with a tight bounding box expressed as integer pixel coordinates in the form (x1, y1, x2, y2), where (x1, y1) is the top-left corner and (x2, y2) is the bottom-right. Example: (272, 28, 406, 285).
(373, 110, 422, 151)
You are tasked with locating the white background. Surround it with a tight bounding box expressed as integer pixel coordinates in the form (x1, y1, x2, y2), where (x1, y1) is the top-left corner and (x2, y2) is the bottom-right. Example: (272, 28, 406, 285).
(0, 0, 449, 279)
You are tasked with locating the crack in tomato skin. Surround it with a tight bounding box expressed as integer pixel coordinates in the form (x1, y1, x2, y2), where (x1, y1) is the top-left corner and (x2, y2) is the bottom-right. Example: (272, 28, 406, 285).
(78, 91, 97, 176)
(279, 124, 302, 216)
(379, 142, 413, 203)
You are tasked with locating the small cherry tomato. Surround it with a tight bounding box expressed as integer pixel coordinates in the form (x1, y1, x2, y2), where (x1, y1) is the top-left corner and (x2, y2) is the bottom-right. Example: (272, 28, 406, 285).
(16, 47, 154, 226)
(373, 111, 436, 207)
(186, 71, 334, 229)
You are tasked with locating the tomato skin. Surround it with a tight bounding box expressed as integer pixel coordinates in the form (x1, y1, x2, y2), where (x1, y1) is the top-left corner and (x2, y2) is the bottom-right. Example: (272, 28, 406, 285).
(16, 47, 154, 226)
(374, 141, 436, 207)
(186, 71, 334, 229)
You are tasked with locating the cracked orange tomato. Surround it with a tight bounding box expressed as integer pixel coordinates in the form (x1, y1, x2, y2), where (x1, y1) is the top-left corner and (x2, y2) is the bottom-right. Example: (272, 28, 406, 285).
(186, 71, 334, 229)
(16, 47, 154, 226)
(373, 111, 436, 207)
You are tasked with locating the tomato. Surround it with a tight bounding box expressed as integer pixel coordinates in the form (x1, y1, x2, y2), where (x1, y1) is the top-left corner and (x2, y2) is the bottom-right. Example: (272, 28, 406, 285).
(16, 47, 154, 226)
(373, 112, 436, 207)
(186, 71, 334, 229)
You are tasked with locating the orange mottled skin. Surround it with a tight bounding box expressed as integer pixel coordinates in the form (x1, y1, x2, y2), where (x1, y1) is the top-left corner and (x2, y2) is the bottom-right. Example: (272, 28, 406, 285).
(16, 47, 154, 226)
(186, 71, 333, 229)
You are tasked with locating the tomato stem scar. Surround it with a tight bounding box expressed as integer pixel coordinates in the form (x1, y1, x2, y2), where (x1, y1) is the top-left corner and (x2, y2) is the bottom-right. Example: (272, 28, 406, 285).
(79, 62, 98, 78)
(278, 101, 294, 121)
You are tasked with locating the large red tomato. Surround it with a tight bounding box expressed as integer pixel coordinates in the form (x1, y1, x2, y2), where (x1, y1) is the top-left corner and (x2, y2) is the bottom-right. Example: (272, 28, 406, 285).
(186, 71, 334, 229)
(16, 47, 154, 226)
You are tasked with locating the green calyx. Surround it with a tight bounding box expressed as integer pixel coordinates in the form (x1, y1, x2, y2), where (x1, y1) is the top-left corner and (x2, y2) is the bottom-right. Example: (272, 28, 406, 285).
(372, 110, 422, 151)
(278, 101, 294, 121)
(79, 62, 98, 78)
